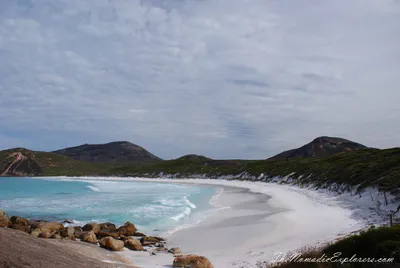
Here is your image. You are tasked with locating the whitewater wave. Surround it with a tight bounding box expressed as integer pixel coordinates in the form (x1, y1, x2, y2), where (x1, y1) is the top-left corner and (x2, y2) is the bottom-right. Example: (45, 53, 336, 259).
(87, 185, 101, 192)
(170, 207, 192, 221)
(184, 196, 197, 209)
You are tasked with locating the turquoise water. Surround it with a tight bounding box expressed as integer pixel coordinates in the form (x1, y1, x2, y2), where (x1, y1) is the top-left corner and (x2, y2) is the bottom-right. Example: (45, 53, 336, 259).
(0, 177, 217, 235)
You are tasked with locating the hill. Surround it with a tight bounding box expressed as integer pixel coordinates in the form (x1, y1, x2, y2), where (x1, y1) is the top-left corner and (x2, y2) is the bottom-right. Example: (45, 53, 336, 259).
(0, 148, 116, 177)
(105, 147, 400, 196)
(269, 136, 367, 160)
(52, 141, 162, 162)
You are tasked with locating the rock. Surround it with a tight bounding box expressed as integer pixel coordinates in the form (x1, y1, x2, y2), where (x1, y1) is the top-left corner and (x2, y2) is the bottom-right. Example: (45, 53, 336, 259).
(10, 216, 29, 226)
(168, 247, 183, 256)
(133, 232, 146, 237)
(50, 233, 62, 239)
(99, 222, 116, 229)
(117, 221, 137, 236)
(0, 209, 9, 227)
(124, 238, 143, 251)
(35, 222, 64, 233)
(74, 230, 87, 239)
(173, 255, 214, 268)
(99, 237, 124, 251)
(39, 231, 52, 239)
(154, 236, 166, 241)
(97, 229, 120, 239)
(153, 247, 168, 253)
(82, 223, 100, 234)
(9, 224, 29, 233)
(62, 220, 73, 224)
(141, 236, 159, 243)
(61, 226, 75, 238)
(30, 229, 41, 237)
(82, 231, 98, 244)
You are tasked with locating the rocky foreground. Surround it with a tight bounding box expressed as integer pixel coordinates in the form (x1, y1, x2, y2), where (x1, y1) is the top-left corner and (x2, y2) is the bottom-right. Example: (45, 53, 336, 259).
(0, 209, 213, 268)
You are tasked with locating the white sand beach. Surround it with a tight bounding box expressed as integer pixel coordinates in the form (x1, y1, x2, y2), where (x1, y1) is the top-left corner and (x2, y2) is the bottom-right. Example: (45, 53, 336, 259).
(54, 177, 363, 268)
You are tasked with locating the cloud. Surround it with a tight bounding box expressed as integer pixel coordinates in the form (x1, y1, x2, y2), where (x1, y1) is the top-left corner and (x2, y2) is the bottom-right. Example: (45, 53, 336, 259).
(0, 0, 400, 159)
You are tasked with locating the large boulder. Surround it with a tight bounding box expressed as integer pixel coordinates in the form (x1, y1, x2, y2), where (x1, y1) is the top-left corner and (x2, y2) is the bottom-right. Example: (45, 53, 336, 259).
(124, 238, 143, 251)
(0, 209, 9, 227)
(99, 237, 124, 251)
(10, 216, 29, 226)
(117, 221, 137, 236)
(97, 228, 120, 239)
(9, 224, 29, 233)
(173, 255, 214, 268)
(82, 223, 100, 234)
(82, 231, 98, 244)
(34, 222, 64, 233)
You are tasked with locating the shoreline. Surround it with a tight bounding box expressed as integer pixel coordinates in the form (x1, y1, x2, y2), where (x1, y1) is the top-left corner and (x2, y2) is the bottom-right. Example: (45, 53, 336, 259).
(33, 176, 365, 267)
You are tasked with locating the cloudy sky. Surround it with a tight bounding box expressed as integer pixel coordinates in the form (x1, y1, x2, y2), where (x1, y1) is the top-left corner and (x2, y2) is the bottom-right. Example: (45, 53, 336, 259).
(0, 0, 399, 159)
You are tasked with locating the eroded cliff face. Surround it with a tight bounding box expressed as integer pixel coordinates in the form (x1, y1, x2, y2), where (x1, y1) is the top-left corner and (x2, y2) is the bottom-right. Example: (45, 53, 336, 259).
(1, 152, 43, 176)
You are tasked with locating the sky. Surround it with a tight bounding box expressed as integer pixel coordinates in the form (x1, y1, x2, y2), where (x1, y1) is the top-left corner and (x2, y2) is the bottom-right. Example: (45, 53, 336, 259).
(0, 0, 399, 160)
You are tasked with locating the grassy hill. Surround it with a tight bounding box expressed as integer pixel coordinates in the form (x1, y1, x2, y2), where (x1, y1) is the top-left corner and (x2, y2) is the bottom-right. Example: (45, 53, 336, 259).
(0, 148, 115, 176)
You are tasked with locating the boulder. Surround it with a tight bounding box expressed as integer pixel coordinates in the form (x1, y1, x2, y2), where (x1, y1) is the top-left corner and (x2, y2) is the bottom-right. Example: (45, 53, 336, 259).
(82, 231, 98, 244)
(61, 226, 75, 238)
(62, 220, 73, 224)
(50, 233, 62, 239)
(140, 236, 159, 245)
(99, 237, 124, 251)
(154, 236, 166, 241)
(82, 223, 100, 234)
(74, 230, 87, 239)
(124, 237, 143, 251)
(97, 229, 120, 239)
(39, 231, 52, 239)
(99, 222, 116, 229)
(10, 216, 29, 226)
(117, 221, 137, 236)
(168, 247, 183, 256)
(9, 224, 29, 233)
(30, 229, 41, 237)
(35, 222, 64, 233)
(0, 209, 9, 227)
(173, 255, 214, 268)
(133, 232, 146, 237)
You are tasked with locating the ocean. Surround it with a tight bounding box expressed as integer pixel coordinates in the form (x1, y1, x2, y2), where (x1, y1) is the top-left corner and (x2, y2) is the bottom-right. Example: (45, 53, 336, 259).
(0, 177, 218, 236)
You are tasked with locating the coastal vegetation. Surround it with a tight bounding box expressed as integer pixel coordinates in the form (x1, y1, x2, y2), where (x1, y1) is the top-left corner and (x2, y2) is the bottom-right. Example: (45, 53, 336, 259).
(266, 225, 400, 268)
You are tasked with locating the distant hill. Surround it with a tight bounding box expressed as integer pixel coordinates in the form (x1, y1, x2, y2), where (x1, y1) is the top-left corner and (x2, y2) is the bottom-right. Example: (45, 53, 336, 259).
(176, 154, 212, 161)
(52, 141, 162, 163)
(0, 149, 43, 176)
(269, 136, 367, 160)
(0, 148, 115, 177)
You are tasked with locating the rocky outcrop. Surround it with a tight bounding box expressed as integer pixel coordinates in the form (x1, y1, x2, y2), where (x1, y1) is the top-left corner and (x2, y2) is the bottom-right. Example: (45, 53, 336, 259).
(1, 152, 43, 176)
(173, 255, 214, 268)
(52, 141, 162, 162)
(124, 237, 143, 251)
(0, 209, 9, 227)
(269, 136, 367, 160)
(99, 237, 124, 251)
